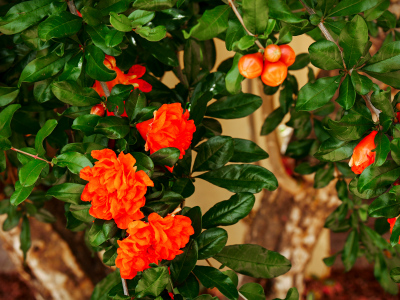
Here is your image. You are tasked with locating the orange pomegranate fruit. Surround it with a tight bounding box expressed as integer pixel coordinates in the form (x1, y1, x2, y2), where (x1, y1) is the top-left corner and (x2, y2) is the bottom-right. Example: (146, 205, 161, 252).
(90, 104, 106, 116)
(279, 44, 296, 67)
(261, 61, 288, 87)
(238, 53, 264, 79)
(264, 44, 281, 62)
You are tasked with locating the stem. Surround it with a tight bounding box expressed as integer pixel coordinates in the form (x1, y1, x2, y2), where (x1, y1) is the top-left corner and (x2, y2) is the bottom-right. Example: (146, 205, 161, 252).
(205, 259, 214, 267)
(67, 0, 79, 16)
(11, 148, 52, 166)
(99, 81, 111, 97)
(299, 0, 381, 119)
(121, 278, 129, 296)
(227, 0, 264, 50)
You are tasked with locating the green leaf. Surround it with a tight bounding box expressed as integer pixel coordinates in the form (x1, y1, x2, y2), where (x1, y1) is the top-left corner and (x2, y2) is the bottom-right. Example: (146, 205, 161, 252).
(150, 147, 180, 167)
(184, 5, 230, 41)
(136, 25, 166, 42)
(314, 164, 335, 189)
(288, 53, 310, 71)
(225, 18, 246, 52)
(328, 0, 379, 17)
(91, 271, 121, 300)
(274, 287, 299, 300)
(103, 246, 118, 266)
(296, 75, 341, 111)
(342, 230, 359, 271)
(336, 75, 356, 110)
(350, 72, 373, 96)
(177, 273, 199, 300)
(95, 116, 130, 139)
(364, 0, 390, 21)
(309, 40, 343, 70)
(260, 107, 285, 136)
(170, 239, 198, 285)
(0, 87, 19, 107)
(390, 217, 400, 246)
(314, 138, 357, 162)
(362, 69, 400, 89)
(38, 11, 82, 40)
(362, 41, 400, 73)
(184, 39, 202, 85)
(358, 160, 400, 193)
(327, 103, 373, 141)
(47, 183, 84, 205)
(0, 104, 21, 138)
(390, 267, 400, 283)
(52, 81, 102, 106)
(214, 244, 291, 278)
(132, 0, 178, 10)
(128, 10, 155, 27)
(86, 25, 122, 56)
(0, 137, 11, 151)
(10, 181, 35, 206)
(339, 15, 368, 68)
(85, 45, 117, 81)
(0, 0, 64, 35)
(72, 115, 101, 136)
(193, 136, 234, 172)
(225, 53, 244, 95)
(59, 53, 84, 82)
(197, 228, 228, 260)
(391, 138, 400, 165)
(239, 283, 265, 300)
(368, 192, 400, 218)
(206, 93, 262, 119)
(70, 203, 94, 223)
(19, 50, 70, 86)
(370, 88, 394, 117)
(374, 132, 390, 166)
(104, 29, 124, 48)
(230, 138, 268, 163)
(53, 152, 93, 174)
(268, 0, 305, 23)
(202, 193, 255, 229)
(35, 119, 57, 156)
(349, 177, 386, 199)
(197, 164, 278, 193)
(131, 152, 154, 176)
(110, 12, 132, 32)
(20, 216, 31, 260)
(136, 267, 170, 298)
(242, 0, 269, 35)
(19, 159, 47, 187)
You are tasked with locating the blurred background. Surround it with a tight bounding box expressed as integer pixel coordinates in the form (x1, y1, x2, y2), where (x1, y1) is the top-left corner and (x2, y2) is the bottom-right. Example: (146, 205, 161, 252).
(2, 2, 400, 300)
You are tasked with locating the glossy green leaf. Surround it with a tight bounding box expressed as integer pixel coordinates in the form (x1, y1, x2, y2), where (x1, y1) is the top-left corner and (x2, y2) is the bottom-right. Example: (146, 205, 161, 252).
(128, 10, 155, 27)
(85, 45, 117, 81)
(374, 132, 390, 166)
(59, 53, 83, 82)
(72, 115, 101, 136)
(202, 193, 255, 229)
(206, 93, 262, 119)
(136, 267, 170, 298)
(288, 53, 310, 71)
(328, 0, 379, 17)
(350, 72, 373, 96)
(10, 181, 35, 206)
(0, 104, 20, 138)
(35, 119, 57, 156)
(368, 192, 400, 218)
(309, 40, 343, 70)
(214, 244, 291, 278)
(150, 147, 180, 167)
(47, 183, 85, 205)
(239, 283, 265, 300)
(0, 87, 19, 107)
(260, 107, 285, 136)
(358, 160, 400, 193)
(242, 0, 269, 35)
(53, 152, 93, 174)
(86, 24, 122, 56)
(336, 75, 355, 110)
(230, 138, 268, 163)
(94, 116, 130, 139)
(197, 164, 278, 193)
(193, 136, 234, 172)
(132, 0, 178, 10)
(314, 138, 357, 162)
(110, 12, 132, 32)
(52, 81, 102, 107)
(370, 88, 394, 118)
(136, 25, 166, 41)
(170, 239, 198, 285)
(296, 76, 341, 111)
(177, 273, 199, 300)
(314, 163, 335, 189)
(38, 11, 82, 40)
(268, 0, 304, 23)
(349, 177, 386, 199)
(19, 159, 47, 187)
(197, 228, 228, 260)
(225, 53, 244, 95)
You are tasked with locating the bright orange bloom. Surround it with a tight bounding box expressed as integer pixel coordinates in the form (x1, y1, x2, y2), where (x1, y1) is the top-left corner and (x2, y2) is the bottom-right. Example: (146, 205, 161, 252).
(136, 103, 196, 161)
(388, 217, 400, 244)
(348, 131, 377, 174)
(80, 149, 154, 229)
(116, 212, 194, 279)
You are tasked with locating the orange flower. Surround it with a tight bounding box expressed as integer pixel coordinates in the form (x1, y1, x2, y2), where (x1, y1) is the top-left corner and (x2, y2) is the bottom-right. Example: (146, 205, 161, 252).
(348, 131, 377, 174)
(136, 103, 196, 161)
(116, 212, 194, 279)
(80, 149, 154, 229)
(388, 218, 397, 233)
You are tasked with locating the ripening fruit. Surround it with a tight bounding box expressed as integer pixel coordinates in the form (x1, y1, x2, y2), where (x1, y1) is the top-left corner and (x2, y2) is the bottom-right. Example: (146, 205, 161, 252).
(264, 44, 281, 62)
(279, 44, 296, 67)
(90, 104, 105, 116)
(396, 103, 400, 111)
(261, 61, 288, 87)
(238, 53, 264, 79)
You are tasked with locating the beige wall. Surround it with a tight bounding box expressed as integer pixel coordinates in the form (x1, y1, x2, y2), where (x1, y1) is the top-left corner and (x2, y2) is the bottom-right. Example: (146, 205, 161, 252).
(162, 36, 330, 278)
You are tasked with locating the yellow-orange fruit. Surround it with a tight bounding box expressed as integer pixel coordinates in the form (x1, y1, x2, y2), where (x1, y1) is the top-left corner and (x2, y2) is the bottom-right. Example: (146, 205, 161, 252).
(238, 53, 264, 79)
(264, 44, 281, 62)
(279, 44, 296, 67)
(261, 61, 288, 87)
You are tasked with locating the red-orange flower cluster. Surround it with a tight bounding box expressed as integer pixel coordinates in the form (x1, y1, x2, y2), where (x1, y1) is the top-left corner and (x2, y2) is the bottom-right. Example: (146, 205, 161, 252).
(349, 131, 377, 174)
(136, 103, 196, 160)
(80, 149, 154, 229)
(116, 212, 194, 279)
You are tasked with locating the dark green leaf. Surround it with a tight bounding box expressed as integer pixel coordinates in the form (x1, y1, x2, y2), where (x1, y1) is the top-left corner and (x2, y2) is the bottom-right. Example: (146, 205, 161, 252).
(314, 164, 335, 189)
(206, 93, 262, 119)
(225, 53, 244, 95)
(328, 0, 379, 17)
(170, 239, 198, 285)
(242, 0, 268, 35)
(370, 88, 394, 118)
(20, 216, 31, 260)
(268, 0, 305, 23)
(336, 75, 356, 110)
(110, 12, 132, 32)
(358, 160, 400, 193)
(374, 132, 390, 166)
(85, 45, 117, 82)
(368, 192, 400, 218)
(53, 152, 93, 174)
(129, 10, 155, 27)
(47, 183, 84, 205)
(342, 230, 359, 271)
(309, 40, 343, 70)
(35, 119, 57, 156)
(177, 273, 199, 300)
(260, 107, 285, 136)
(10, 181, 34, 206)
(0, 104, 20, 138)
(350, 72, 373, 96)
(197, 228, 228, 260)
(150, 147, 180, 167)
(288, 53, 310, 71)
(230, 138, 268, 163)
(38, 11, 82, 40)
(51, 81, 102, 106)
(239, 282, 265, 300)
(132, 0, 178, 10)
(136, 267, 170, 298)
(95, 117, 130, 139)
(19, 159, 47, 187)
(72, 115, 101, 136)
(0, 87, 19, 107)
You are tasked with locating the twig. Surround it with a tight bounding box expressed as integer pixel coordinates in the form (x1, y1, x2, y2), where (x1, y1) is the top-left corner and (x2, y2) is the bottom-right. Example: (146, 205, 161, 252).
(227, 0, 264, 50)
(67, 0, 79, 16)
(121, 278, 129, 296)
(99, 82, 111, 98)
(299, 0, 381, 119)
(10, 148, 53, 166)
(205, 259, 214, 267)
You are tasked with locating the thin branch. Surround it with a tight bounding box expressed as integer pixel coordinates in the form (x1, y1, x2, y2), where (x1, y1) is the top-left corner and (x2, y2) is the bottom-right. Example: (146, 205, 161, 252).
(67, 0, 79, 16)
(121, 278, 129, 296)
(99, 82, 111, 97)
(299, 0, 381, 119)
(11, 148, 53, 166)
(205, 259, 214, 267)
(227, 0, 264, 50)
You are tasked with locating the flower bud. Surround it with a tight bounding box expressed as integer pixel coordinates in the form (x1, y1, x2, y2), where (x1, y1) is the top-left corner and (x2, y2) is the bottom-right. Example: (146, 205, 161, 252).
(348, 131, 378, 174)
(90, 104, 105, 116)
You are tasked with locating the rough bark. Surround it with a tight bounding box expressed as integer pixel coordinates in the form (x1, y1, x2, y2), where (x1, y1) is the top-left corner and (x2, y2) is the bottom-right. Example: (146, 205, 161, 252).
(0, 215, 94, 300)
